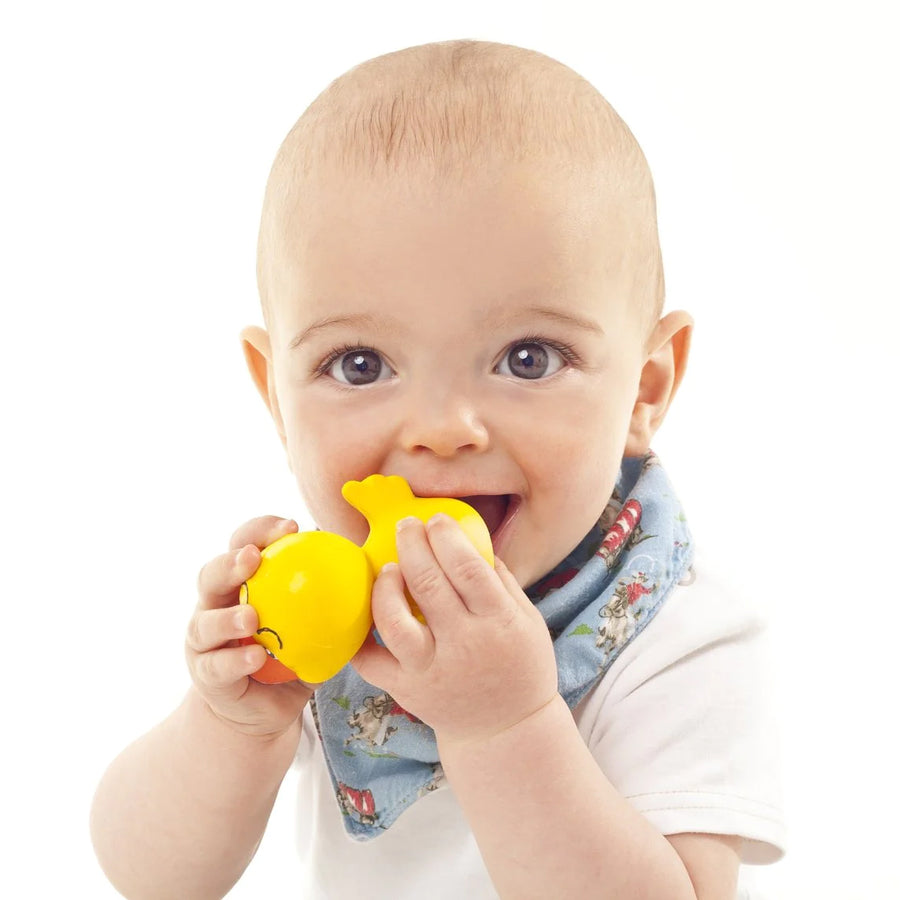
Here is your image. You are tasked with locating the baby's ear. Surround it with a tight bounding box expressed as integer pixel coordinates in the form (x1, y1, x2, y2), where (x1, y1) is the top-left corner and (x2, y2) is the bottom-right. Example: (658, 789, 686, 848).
(625, 311, 693, 455)
(240, 326, 288, 451)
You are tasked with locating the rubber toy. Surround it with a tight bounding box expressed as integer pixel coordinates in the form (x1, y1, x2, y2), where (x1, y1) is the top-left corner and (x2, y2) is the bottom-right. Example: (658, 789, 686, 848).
(239, 474, 494, 684)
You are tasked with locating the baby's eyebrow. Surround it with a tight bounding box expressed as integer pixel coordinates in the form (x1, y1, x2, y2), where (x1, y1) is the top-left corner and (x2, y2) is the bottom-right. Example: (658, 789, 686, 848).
(495, 305, 606, 337)
(289, 313, 386, 350)
(288, 304, 604, 350)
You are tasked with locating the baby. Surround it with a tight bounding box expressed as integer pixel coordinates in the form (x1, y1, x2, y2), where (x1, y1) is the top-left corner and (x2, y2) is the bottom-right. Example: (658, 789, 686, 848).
(91, 40, 784, 898)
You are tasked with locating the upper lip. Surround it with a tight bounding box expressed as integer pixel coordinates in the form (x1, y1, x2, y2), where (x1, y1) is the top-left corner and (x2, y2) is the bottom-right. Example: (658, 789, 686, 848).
(388, 477, 522, 530)
(402, 480, 520, 501)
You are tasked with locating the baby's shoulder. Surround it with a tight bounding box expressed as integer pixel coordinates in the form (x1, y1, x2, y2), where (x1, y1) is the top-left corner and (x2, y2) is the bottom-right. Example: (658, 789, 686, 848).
(578, 548, 770, 719)
(664, 547, 767, 640)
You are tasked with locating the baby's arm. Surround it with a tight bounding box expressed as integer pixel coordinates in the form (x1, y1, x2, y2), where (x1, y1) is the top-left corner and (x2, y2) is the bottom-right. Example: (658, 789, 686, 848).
(353, 515, 739, 899)
(90, 517, 312, 900)
(438, 696, 740, 899)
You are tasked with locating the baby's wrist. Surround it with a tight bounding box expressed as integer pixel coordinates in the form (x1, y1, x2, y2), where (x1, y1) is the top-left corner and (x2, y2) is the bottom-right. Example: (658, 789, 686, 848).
(188, 686, 307, 749)
(435, 691, 565, 756)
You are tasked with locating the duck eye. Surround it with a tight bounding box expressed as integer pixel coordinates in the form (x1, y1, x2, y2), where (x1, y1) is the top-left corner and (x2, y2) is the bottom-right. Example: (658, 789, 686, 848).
(256, 627, 283, 649)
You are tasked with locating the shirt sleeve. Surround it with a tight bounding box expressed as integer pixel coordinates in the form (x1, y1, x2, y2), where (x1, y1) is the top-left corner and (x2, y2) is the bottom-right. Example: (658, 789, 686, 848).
(573, 550, 787, 864)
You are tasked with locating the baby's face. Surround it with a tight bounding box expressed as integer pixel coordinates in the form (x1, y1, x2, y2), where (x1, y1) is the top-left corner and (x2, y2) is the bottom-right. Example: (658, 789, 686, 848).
(263, 165, 651, 588)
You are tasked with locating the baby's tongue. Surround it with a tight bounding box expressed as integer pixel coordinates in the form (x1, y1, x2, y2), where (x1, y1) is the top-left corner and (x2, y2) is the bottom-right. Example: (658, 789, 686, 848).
(460, 495, 507, 534)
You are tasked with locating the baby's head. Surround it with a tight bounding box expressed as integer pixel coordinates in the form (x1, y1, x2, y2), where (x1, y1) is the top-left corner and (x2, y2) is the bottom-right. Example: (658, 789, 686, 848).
(257, 40, 665, 339)
(243, 40, 691, 587)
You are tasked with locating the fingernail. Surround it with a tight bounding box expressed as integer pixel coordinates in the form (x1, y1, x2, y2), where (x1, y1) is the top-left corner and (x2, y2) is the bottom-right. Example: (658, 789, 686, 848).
(426, 513, 451, 530)
(396, 516, 419, 532)
(234, 607, 248, 632)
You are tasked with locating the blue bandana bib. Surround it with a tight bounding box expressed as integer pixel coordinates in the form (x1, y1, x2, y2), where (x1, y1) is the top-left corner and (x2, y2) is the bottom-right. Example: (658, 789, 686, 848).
(310, 452, 693, 840)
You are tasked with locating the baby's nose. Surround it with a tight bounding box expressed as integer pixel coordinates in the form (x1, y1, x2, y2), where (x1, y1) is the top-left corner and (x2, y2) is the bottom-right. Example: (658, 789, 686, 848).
(398, 387, 489, 457)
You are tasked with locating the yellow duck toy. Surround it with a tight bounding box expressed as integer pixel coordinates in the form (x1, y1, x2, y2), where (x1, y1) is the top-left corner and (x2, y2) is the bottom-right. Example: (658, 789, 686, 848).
(239, 475, 494, 683)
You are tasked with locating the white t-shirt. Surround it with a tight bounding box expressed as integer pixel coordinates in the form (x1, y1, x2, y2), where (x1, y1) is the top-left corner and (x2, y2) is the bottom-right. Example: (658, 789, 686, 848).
(291, 549, 786, 897)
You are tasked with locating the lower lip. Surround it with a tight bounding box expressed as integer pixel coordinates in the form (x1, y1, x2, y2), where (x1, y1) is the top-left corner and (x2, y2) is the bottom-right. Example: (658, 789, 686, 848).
(489, 496, 521, 556)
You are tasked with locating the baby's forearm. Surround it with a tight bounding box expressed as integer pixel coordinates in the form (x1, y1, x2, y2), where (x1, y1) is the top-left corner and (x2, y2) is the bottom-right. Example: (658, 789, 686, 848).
(438, 694, 697, 900)
(90, 687, 302, 900)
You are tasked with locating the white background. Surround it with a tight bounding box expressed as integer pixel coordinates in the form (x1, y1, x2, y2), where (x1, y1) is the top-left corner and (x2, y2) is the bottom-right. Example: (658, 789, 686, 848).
(2, 1, 897, 897)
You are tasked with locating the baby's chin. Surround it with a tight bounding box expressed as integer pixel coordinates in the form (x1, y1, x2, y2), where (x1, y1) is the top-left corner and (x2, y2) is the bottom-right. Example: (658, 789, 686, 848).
(509, 518, 605, 591)
(327, 514, 371, 548)
(496, 547, 555, 592)
(298, 500, 368, 547)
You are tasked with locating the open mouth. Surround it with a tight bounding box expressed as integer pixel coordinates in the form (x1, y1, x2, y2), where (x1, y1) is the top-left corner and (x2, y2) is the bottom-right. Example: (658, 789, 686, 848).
(459, 494, 521, 550)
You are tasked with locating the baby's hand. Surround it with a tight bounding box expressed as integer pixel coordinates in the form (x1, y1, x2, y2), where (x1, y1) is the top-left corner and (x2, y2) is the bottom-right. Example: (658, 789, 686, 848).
(351, 515, 558, 746)
(186, 516, 314, 738)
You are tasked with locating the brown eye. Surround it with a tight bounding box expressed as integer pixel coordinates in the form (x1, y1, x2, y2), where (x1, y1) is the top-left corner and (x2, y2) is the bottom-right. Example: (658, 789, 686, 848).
(329, 349, 392, 386)
(498, 342, 564, 379)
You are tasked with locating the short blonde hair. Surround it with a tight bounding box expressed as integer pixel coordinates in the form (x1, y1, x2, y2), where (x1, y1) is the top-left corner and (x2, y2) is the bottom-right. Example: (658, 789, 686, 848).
(257, 40, 664, 332)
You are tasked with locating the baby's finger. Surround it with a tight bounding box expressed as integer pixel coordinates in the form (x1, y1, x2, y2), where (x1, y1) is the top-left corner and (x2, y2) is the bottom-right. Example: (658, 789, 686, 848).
(369, 563, 434, 669)
(493, 558, 524, 596)
(351, 631, 403, 689)
(493, 558, 538, 614)
(191, 643, 267, 696)
(426, 514, 511, 617)
(395, 517, 460, 632)
(196, 544, 261, 610)
(186, 604, 259, 655)
(228, 516, 298, 553)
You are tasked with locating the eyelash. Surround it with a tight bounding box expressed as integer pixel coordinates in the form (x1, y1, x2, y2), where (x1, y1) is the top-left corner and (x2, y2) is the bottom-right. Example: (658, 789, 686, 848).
(313, 334, 582, 380)
(314, 342, 379, 379)
(505, 333, 582, 369)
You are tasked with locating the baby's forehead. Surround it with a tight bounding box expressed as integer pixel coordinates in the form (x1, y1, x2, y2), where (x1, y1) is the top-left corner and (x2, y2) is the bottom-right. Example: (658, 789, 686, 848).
(273, 171, 650, 348)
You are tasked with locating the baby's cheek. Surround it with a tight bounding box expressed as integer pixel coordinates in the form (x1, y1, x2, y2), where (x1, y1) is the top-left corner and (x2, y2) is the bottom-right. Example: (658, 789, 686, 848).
(292, 457, 366, 542)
